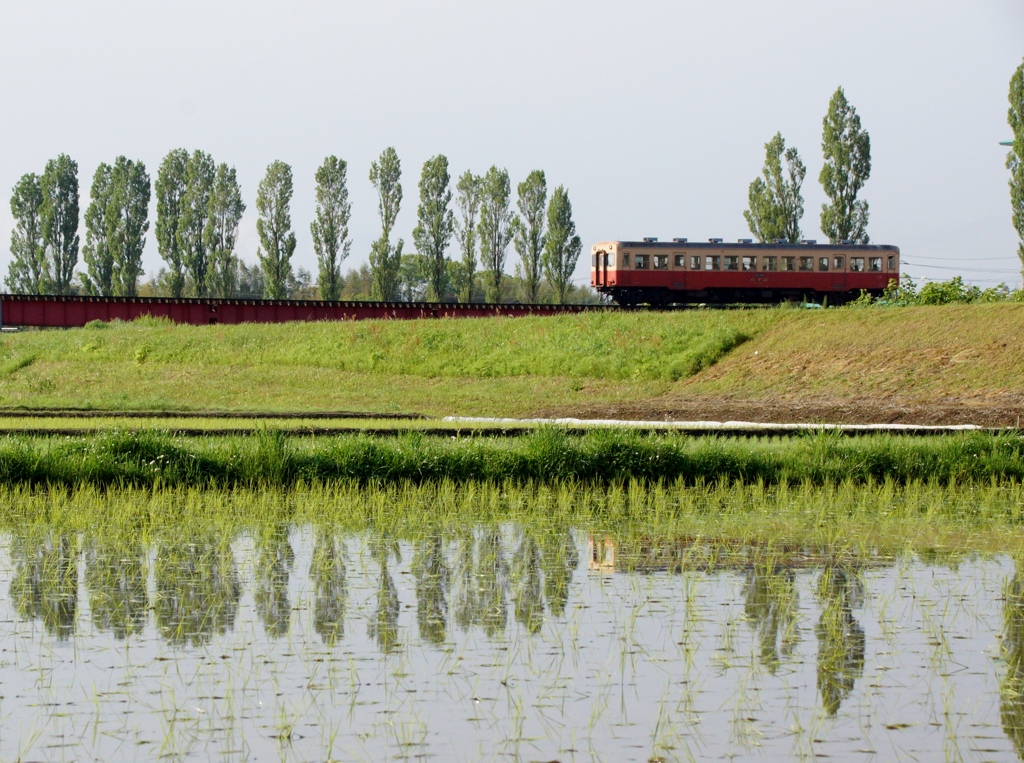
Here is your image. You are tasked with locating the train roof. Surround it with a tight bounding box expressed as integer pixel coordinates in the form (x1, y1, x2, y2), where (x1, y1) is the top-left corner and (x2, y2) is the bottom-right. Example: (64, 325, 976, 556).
(599, 240, 899, 252)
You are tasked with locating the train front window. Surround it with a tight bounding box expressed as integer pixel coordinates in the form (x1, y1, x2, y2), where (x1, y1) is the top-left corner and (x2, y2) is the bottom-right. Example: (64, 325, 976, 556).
(653, 255, 668, 270)
(606, 253, 615, 268)
(724, 256, 739, 271)
(851, 257, 864, 272)
(782, 257, 796, 271)
(690, 255, 702, 270)
(799, 257, 814, 271)
(706, 255, 720, 271)
(674, 254, 686, 268)
(635, 255, 649, 270)
(763, 256, 777, 271)
(742, 256, 756, 271)
(591, 255, 598, 268)
(888, 255, 896, 270)
(818, 257, 829, 272)
(833, 256, 845, 270)
(869, 257, 882, 272)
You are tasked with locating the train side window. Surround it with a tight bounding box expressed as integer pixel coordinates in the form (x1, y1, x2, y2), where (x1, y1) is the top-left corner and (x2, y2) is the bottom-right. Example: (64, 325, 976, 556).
(635, 255, 649, 270)
(799, 256, 814, 271)
(724, 256, 739, 271)
(851, 257, 864, 272)
(782, 256, 796, 271)
(833, 256, 845, 270)
(742, 256, 756, 271)
(763, 256, 777, 271)
(888, 255, 896, 270)
(818, 257, 829, 272)
(653, 255, 668, 270)
(674, 254, 686, 268)
(706, 255, 720, 271)
(869, 257, 882, 272)
(690, 255, 702, 270)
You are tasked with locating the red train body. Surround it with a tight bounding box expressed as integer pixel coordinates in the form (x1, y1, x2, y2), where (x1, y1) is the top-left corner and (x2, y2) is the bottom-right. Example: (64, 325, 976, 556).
(591, 239, 899, 305)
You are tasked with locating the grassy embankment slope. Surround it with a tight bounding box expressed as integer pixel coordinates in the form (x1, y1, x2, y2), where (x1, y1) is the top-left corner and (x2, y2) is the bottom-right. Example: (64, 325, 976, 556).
(0, 304, 1021, 422)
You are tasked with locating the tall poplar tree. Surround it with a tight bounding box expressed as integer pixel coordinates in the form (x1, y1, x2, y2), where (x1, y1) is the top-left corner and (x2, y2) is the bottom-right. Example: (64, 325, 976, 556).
(454, 171, 482, 303)
(368, 147, 403, 301)
(477, 166, 514, 304)
(108, 157, 151, 297)
(204, 164, 245, 299)
(744, 133, 806, 243)
(412, 154, 455, 301)
(156, 149, 189, 297)
(820, 87, 872, 244)
(256, 161, 297, 299)
(310, 156, 351, 301)
(542, 186, 582, 304)
(178, 150, 215, 296)
(513, 170, 547, 303)
(39, 154, 79, 295)
(1008, 60, 1024, 279)
(6, 173, 47, 294)
(81, 163, 115, 295)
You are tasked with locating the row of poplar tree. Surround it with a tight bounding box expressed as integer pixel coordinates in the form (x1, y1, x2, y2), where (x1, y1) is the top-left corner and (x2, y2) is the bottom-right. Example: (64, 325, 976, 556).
(742, 87, 873, 245)
(6, 148, 583, 303)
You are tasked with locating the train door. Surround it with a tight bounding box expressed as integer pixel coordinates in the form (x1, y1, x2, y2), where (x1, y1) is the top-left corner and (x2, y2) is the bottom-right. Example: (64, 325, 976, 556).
(830, 254, 848, 295)
(595, 250, 608, 287)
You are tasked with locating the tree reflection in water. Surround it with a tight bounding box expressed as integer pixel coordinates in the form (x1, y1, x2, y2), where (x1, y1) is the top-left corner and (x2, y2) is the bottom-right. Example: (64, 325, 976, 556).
(413, 533, 449, 645)
(85, 540, 147, 640)
(540, 530, 578, 619)
(254, 524, 295, 639)
(368, 534, 401, 653)
(154, 535, 241, 647)
(742, 563, 799, 674)
(815, 565, 865, 716)
(1000, 560, 1024, 756)
(513, 534, 544, 634)
(310, 529, 347, 646)
(10, 532, 78, 639)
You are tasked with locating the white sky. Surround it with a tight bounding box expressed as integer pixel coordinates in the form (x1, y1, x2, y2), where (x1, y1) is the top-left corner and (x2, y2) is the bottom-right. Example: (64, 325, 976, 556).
(0, 0, 1022, 290)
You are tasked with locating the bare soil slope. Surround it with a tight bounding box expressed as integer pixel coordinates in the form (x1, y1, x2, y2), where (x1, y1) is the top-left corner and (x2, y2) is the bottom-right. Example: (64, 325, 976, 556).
(548, 304, 1024, 426)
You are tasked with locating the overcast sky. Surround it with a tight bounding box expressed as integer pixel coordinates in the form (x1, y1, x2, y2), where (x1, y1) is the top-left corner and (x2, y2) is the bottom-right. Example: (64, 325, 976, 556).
(1, 0, 1022, 290)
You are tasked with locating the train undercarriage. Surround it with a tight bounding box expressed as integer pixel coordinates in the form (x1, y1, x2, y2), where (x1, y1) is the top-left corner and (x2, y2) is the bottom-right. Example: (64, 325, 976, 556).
(602, 287, 883, 307)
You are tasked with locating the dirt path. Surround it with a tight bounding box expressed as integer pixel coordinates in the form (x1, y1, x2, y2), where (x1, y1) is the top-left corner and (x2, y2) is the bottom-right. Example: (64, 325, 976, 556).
(542, 394, 1024, 428)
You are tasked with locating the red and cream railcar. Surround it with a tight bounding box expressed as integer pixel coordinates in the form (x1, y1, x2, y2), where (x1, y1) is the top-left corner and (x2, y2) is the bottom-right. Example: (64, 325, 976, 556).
(590, 239, 899, 305)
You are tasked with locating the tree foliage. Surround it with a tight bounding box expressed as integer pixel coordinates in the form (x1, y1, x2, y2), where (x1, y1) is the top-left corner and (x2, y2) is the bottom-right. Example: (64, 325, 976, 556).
(1009, 60, 1024, 278)
(744, 133, 805, 244)
(6, 173, 47, 294)
(39, 154, 80, 295)
(369, 147, 403, 301)
(820, 87, 871, 244)
(310, 156, 351, 301)
(155, 149, 190, 298)
(412, 154, 455, 302)
(204, 164, 245, 299)
(82, 163, 115, 295)
(107, 157, 151, 297)
(478, 166, 514, 304)
(454, 171, 482, 303)
(542, 185, 582, 304)
(179, 151, 215, 297)
(513, 170, 547, 303)
(256, 161, 297, 300)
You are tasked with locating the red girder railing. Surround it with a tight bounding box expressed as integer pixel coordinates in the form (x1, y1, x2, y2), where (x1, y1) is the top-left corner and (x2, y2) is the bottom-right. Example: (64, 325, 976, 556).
(0, 294, 605, 328)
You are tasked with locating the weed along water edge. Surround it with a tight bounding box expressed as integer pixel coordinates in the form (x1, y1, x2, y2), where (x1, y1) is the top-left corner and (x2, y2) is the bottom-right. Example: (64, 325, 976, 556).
(2, 482, 1024, 760)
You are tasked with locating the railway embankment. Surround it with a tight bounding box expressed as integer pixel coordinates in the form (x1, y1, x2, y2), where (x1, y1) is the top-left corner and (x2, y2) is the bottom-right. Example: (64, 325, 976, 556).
(0, 303, 1020, 426)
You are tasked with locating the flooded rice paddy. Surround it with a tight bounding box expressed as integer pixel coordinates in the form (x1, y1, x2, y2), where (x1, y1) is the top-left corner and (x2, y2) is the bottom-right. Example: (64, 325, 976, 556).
(3, 521, 1024, 761)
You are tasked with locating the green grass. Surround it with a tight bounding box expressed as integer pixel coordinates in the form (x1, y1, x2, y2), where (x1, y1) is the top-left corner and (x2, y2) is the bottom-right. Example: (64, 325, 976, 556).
(4, 480, 1023, 560)
(0, 429, 1019, 487)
